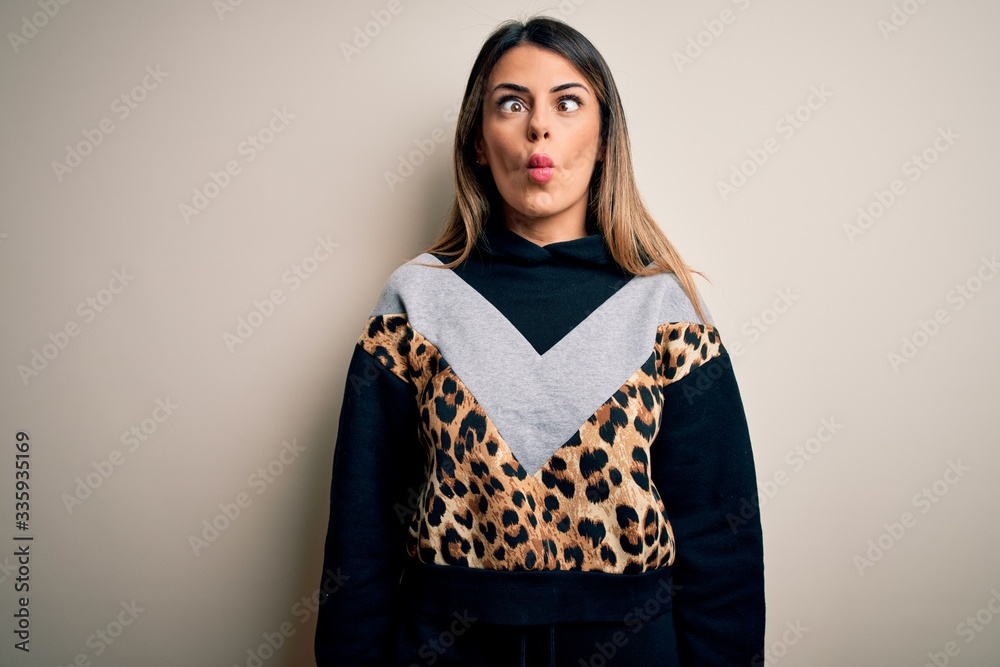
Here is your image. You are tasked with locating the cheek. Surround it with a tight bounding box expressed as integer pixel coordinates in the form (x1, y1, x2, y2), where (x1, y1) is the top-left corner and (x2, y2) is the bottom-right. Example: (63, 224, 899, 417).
(494, 139, 524, 171)
(559, 151, 598, 186)
(481, 123, 520, 169)
(559, 129, 598, 167)
(566, 135, 603, 167)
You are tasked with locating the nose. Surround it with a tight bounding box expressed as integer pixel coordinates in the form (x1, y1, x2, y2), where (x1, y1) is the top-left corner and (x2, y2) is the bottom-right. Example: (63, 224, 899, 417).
(527, 107, 550, 142)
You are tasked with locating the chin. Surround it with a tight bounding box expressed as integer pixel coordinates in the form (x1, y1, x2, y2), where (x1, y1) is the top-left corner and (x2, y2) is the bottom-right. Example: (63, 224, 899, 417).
(516, 204, 560, 219)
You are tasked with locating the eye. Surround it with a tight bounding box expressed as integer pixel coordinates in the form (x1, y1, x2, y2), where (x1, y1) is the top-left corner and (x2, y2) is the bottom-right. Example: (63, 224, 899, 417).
(558, 95, 583, 112)
(497, 96, 526, 113)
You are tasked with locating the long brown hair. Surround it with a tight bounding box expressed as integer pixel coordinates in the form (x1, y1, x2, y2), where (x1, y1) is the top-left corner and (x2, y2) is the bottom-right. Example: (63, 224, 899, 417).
(414, 14, 712, 326)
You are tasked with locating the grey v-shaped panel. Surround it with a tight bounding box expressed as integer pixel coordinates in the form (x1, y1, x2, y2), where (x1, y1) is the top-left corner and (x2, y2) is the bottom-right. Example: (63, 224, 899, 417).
(371, 253, 714, 477)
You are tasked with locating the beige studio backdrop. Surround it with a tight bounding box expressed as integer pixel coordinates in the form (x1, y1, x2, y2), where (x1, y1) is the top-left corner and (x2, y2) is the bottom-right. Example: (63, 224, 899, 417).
(1, 0, 998, 665)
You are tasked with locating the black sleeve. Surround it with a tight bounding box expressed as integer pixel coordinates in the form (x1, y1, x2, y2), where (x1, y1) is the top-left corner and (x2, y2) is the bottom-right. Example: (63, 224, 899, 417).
(313, 341, 425, 666)
(650, 344, 766, 666)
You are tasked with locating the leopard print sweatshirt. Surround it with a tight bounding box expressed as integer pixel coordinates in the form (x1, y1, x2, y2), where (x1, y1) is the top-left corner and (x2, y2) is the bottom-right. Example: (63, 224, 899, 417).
(314, 214, 765, 666)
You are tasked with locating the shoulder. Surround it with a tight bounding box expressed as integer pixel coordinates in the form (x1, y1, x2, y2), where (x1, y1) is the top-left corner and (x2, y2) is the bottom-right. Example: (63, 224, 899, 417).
(630, 267, 728, 383)
(356, 252, 454, 384)
(352, 254, 437, 382)
(631, 265, 715, 328)
(369, 252, 445, 318)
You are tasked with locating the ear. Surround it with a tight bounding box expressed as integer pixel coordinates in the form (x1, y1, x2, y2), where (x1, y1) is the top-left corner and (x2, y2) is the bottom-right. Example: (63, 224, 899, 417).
(474, 127, 486, 165)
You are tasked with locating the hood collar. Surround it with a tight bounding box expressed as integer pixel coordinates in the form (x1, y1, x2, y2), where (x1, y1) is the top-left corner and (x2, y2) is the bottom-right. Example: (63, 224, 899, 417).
(476, 212, 614, 266)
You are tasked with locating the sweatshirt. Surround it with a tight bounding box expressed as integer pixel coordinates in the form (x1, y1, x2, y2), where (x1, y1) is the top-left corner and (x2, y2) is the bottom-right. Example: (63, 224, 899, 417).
(313, 213, 765, 666)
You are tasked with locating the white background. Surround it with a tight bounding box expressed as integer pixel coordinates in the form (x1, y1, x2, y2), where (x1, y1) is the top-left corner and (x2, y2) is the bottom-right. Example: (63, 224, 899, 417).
(1, 0, 998, 665)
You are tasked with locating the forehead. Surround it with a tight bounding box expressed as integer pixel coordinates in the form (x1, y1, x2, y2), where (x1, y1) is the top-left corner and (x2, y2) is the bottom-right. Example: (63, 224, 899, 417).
(487, 44, 589, 89)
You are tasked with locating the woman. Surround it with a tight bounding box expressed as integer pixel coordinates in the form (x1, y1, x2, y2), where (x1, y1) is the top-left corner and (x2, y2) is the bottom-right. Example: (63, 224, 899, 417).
(314, 15, 764, 667)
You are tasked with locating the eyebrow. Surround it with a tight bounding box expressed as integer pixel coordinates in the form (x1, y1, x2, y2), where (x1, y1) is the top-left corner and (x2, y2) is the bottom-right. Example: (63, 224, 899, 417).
(489, 82, 588, 96)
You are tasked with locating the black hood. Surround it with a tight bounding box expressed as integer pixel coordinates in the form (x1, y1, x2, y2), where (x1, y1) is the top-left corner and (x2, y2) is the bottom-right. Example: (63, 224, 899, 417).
(473, 212, 615, 267)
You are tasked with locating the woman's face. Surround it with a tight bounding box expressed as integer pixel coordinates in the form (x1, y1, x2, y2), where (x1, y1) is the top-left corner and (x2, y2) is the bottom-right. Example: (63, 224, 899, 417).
(475, 44, 604, 232)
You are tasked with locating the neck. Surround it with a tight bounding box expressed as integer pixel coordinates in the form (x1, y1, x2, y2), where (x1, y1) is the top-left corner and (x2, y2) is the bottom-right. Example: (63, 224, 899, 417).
(499, 201, 590, 245)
